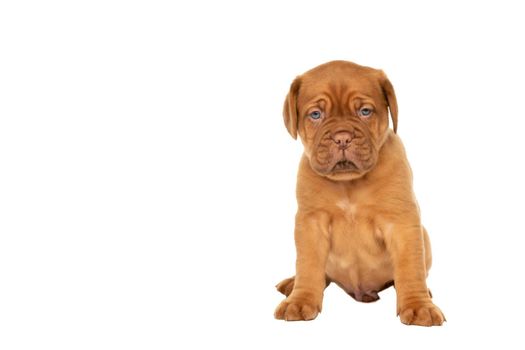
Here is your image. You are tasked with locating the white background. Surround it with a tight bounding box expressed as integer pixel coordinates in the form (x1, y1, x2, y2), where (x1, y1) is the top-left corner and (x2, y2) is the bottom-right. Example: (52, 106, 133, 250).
(1, 0, 524, 348)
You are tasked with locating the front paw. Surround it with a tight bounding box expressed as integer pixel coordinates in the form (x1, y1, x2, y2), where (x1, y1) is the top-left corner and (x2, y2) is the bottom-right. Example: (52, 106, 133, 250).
(274, 295, 321, 321)
(398, 300, 445, 326)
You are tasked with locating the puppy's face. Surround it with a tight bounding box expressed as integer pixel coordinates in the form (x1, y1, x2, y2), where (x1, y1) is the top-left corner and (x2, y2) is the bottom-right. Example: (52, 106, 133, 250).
(283, 61, 398, 181)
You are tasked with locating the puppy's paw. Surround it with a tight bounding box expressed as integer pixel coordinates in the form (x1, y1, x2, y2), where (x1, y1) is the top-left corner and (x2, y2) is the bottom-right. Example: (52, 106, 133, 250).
(274, 295, 321, 321)
(398, 301, 445, 327)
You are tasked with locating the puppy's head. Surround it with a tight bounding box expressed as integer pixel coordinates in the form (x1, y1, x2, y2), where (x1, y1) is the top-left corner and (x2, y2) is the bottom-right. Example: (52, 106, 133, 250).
(283, 60, 398, 181)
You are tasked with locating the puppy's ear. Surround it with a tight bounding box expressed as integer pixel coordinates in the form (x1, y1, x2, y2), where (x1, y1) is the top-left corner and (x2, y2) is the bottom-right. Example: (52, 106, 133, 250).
(379, 71, 398, 133)
(283, 77, 301, 139)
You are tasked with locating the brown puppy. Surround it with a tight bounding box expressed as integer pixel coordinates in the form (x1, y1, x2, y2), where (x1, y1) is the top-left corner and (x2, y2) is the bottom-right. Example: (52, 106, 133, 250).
(274, 61, 445, 326)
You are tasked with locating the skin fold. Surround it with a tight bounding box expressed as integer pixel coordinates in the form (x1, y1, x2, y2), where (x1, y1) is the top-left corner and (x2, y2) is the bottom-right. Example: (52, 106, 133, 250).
(274, 61, 445, 326)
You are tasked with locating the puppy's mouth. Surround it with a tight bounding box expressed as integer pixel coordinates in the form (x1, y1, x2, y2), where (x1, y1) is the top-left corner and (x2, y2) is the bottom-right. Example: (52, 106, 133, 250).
(332, 160, 358, 173)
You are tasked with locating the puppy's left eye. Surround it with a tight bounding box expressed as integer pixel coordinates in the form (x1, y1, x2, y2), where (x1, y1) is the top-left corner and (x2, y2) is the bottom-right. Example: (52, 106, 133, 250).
(358, 107, 373, 117)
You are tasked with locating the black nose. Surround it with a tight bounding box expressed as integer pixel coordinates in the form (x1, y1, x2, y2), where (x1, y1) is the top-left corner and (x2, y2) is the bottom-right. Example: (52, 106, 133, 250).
(332, 131, 353, 149)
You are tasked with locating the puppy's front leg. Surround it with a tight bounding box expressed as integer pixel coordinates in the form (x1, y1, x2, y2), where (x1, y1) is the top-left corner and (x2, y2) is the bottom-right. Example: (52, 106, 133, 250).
(389, 224, 445, 326)
(274, 211, 330, 321)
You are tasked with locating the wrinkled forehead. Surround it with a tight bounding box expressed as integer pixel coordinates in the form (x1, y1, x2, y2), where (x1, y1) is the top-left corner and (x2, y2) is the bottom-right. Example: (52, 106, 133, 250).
(298, 68, 383, 107)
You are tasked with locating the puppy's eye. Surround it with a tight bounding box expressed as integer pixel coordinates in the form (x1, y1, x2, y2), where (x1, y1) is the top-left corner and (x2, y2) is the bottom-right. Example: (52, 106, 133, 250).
(309, 111, 322, 120)
(358, 107, 373, 117)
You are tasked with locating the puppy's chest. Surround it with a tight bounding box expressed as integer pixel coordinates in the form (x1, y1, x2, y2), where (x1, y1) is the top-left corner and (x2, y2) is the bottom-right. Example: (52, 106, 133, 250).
(328, 198, 386, 257)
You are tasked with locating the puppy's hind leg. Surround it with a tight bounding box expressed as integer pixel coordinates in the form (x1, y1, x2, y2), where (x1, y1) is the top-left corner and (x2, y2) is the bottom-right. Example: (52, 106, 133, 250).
(276, 276, 331, 297)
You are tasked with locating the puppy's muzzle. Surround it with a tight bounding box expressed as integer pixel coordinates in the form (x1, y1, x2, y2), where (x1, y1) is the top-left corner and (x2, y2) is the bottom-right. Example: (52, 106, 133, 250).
(331, 131, 353, 150)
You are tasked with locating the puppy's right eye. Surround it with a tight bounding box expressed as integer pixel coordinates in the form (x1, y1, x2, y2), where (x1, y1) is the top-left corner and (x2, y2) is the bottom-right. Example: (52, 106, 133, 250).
(309, 111, 322, 120)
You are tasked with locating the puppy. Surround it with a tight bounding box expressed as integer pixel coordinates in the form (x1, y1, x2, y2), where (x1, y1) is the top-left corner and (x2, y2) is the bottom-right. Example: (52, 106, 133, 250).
(274, 61, 445, 326)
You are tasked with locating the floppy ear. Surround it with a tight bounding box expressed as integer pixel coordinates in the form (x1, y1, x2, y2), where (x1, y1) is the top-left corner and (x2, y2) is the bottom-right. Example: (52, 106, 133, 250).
(283, 76, 301, 139)
(379, 72, 398, 133)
